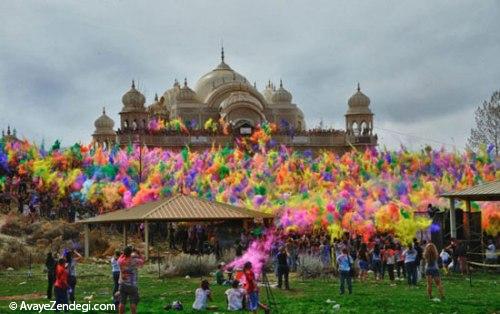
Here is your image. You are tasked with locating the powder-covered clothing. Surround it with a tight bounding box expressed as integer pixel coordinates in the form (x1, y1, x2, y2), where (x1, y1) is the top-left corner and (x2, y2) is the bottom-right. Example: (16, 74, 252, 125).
(111, 257, 120, 273)
(439, 251, 450, 263)
(337, 254, 353, 272)
(225, 287, 244, 311)
(243, 269, 257, 293)
(54, 264, 68, 289)
(385, 249, 395, 265)
(68, 260, 77, 277)
(118, 254, 144, 287)
(192, 288, 210, 310)
(404, 248, 417, 263)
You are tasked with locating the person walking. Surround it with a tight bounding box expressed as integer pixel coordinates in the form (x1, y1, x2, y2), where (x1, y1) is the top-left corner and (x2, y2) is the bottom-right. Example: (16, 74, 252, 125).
(423, 243, 445, 300)
(276, 247, 290, 290)
(45, 252, 56, 300)
(118, 246, 144, 314)
(337, 247, 353, 295)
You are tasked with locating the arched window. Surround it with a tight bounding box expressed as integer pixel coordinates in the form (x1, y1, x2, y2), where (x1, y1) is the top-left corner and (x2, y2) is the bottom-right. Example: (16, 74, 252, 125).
(132, 119, 138, 130)
(352, 121, 359, 136)
(361, 121, 368, 136)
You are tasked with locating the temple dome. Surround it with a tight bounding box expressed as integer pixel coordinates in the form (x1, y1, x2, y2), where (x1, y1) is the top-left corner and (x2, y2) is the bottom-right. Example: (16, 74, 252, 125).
(194, 49, 251, 102)
(121, 80, 146, 112)
(271, 80, 292, 103)
(347, 84, 372, 115)
(93, 108, 115, 134)
(261, 80, 275, 103)
(176, 79, 199, 102)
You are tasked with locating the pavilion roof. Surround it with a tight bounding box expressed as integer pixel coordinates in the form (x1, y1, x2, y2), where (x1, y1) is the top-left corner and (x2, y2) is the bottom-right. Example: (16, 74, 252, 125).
(77, 194, 274, 224)
(440, 180, 500, 201)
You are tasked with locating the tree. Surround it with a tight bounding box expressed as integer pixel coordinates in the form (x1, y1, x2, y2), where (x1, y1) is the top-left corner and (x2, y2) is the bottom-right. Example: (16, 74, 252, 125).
(468, 90, 500, 156)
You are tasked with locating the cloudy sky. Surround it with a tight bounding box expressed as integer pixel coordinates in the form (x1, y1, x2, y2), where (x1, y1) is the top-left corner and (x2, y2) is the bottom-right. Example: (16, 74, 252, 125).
(1, 1, 499, 151)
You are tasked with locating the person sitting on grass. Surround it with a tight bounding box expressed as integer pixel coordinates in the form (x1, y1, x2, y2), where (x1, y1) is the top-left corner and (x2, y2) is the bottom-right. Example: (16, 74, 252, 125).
(225, 280, 245, 311)
(192, 279, 212, 311)
(54, 258, 69, 312)
(243, 261, 269, 314)
(337, 247, 353, 295)
(424, 242, 445, 300)
(215, 262, 228, 285)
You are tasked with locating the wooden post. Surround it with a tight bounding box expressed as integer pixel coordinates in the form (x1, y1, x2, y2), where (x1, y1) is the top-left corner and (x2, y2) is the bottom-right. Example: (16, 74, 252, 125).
(465, 199, 471, 242)
(123, 223, 128, 246)
(449, 197, 456, 238)
(144, 221, 149, 261)
(84, 224, 90, 258)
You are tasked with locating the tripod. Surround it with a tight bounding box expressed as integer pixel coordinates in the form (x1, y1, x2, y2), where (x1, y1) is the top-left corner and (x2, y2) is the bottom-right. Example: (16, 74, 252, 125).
(261, 271, 278, 313)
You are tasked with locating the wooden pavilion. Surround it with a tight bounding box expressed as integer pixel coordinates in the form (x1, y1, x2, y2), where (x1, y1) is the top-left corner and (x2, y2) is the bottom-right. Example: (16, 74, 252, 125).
(77, 194, 274, 260)
(440, 180, 500, 241)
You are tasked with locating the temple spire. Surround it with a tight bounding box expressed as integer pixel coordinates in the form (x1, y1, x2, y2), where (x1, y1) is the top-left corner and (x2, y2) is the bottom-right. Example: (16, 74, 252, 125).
(132, 80, 135, 88)
(280, 79, 283, 88)
(357, 82, 360, 92)
(102, 106, 106, 115)
(184, 77, 188, 87)
(154, 93, 158, 101)
(221, 45, 225, 63)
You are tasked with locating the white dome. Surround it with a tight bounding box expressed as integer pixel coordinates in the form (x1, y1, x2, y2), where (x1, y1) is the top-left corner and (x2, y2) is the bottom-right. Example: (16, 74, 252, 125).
(176, 79, 199, 103)
(194, 54, 251, 103)
(121, 80, 146, 112)
(271, 80, 292, 103)
(94, 108, 115, 135)
(347, 84, 372, 115)
(261, 81, 275, 103)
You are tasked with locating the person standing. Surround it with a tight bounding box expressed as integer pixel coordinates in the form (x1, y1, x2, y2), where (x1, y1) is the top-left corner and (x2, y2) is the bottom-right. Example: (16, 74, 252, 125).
(404, 244, 418, 287)
(54, 258, 69, 312)
(423, 243, 445, 300)
(357, 243, 370, 281)
(45, 252, 56, 300)
(118, 246, 144, 314)
(65, 250, 82, 303)
(385, 244, 396, 283)
(276, 247, 290, 290)
(243, 262, 269, 314)
(439, 248, 450, 275)
(111, 250, 121, 297)
(337, 247, 353, 295)
(371, 244, 382, 280)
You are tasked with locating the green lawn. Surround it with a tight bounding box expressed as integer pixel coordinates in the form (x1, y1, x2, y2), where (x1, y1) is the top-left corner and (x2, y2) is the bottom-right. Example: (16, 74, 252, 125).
(0, 263, 498, 313)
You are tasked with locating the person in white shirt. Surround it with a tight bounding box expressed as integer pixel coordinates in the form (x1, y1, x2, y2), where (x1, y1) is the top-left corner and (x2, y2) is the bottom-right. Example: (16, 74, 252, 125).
(225, 280, 245, 311)
(485, 240, 497, 264)
(192, 279, 211, 311)
(439, 249, 450, 274)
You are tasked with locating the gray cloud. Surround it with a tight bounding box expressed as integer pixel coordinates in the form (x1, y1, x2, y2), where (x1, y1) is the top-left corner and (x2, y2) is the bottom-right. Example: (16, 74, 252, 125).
(0, 0, 499, 151)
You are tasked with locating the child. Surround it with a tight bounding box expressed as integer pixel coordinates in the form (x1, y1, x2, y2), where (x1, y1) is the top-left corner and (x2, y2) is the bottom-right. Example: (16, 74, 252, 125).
(225, 280, 245, 311)
(243, 262, 269, 314)
(192, 279, 212, 311)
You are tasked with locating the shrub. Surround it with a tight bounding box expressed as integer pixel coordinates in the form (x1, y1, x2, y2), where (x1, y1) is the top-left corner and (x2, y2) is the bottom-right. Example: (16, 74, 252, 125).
(0, 212, 24, 237)
(163, 253, 217, 277)
(297, 254, 325, 279)
(0, 238, 45, 269)
(88, 229, 109, 255)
